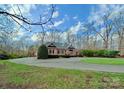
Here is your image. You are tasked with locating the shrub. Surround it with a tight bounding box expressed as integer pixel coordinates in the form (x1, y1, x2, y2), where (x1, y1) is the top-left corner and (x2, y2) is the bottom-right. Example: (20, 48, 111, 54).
(80, 50, 119, 58)
(37, 45, 48, 59)
(9, 54, 28, 59)
(95, 50, 106, 57)
(104, 50, 119, 58)
(0, 49, 29, 59)
(80, 50, 95, 57)
(9, 53, 18, 59)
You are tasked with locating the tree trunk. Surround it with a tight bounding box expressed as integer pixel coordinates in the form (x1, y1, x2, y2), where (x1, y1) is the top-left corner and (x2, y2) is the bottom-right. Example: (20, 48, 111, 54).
(104, 40, 109, 50)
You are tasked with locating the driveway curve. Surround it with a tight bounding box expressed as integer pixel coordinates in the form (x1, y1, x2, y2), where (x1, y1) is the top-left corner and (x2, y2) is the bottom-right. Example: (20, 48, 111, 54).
(9, 57, 124, 73)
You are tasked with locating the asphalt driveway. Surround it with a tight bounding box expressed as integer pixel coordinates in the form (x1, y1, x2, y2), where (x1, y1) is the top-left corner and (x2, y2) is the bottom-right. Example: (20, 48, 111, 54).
(9, 57, 124, 73)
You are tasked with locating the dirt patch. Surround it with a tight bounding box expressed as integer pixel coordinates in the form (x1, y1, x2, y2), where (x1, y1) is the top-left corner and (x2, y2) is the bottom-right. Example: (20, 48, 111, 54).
(99, 76, 124, 88)
(16, 72, 33, 79)
(0, 82, 30, 89)
(0, 82, 49, 89)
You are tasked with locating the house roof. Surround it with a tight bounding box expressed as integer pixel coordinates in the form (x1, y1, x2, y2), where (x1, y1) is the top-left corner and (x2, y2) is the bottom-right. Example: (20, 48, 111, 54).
(68, 44, 75, 49)
(46, 42, 75, 49)
(47, 43, 56, 48)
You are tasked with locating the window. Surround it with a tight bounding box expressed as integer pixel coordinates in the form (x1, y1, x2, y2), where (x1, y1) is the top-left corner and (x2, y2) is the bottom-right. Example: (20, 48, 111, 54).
(49, 49, 51, 54)
(53, 50, 54, 54)
(57, 50, 59, 54)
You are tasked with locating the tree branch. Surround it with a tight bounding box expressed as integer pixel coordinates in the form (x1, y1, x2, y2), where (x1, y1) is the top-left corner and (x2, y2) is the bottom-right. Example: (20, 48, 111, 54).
(0, 5, 55, 26)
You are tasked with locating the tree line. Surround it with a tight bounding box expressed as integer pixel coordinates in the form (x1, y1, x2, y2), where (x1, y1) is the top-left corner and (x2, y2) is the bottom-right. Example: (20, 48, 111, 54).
(0, 5, 124, 56)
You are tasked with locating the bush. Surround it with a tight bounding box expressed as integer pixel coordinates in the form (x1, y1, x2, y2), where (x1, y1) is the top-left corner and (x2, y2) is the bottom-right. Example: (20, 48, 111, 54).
(80, 50, 119, 58)
(95, 50, 106, 57)
(37, 45, 48, 59)
(80, 50, 96, 57)
(9, 53, 18, 59)
(9, 54, 28, 59)
(0, 49, 29, 59)
(104, 50, 119, 58)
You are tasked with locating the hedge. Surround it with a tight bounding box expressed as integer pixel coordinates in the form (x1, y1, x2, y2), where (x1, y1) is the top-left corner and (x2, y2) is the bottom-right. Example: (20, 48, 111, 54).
(80, 50, 119, 58)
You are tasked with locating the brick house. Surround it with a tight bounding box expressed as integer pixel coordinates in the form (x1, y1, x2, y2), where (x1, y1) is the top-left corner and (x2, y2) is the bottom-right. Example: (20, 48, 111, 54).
(47, 43, 80, 57)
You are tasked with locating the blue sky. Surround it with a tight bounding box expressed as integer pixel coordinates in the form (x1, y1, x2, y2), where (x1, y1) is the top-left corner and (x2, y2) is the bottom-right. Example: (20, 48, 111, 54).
(4, 4, 123, 42)
(0, 4, 100, 42)
(55, 4, 94, 29)
(26, 4, 98, 32)
(57, 4, 94, 21)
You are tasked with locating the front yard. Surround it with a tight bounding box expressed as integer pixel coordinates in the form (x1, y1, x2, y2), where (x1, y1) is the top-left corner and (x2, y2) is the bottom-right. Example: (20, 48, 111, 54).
(81, 58, 124, 65)
(0, 60, 124, 88)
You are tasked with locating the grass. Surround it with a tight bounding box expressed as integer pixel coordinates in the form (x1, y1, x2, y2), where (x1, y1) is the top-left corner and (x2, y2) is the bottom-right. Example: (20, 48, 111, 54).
(81, 58, 124, 65)
(0, 60, 124, 88)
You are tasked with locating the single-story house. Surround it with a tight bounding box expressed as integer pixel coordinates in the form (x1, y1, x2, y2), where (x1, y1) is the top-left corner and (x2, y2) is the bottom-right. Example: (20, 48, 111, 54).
(47, 43, 80, 57)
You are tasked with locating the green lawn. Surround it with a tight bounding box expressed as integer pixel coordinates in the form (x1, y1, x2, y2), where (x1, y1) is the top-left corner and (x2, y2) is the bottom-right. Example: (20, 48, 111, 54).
(81, 58, 124, 65)
(0, 60, 124, 88)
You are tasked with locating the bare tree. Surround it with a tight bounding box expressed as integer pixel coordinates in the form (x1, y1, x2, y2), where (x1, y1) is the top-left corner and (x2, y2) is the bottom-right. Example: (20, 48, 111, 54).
(0, 5, 55, 26)
(0, 14, 17, 52)
(0, 4, 56, 55)
(86, 11, 113, 50)
(113, 12, 124, 51)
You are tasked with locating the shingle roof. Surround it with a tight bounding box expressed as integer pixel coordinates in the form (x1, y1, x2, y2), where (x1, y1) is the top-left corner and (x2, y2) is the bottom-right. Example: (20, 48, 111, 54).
(46, 42, 75, 49)
(68, 44, 75, 49)
(47, 43, 56, 47)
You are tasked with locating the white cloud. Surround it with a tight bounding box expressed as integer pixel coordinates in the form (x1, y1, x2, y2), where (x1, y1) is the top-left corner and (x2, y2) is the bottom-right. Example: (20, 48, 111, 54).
(9, 4, 37, 22)
(109, 5, 124, 19)
(7, 5, 37, 38)
(13, 37, 18, 41)
(88, 5, 124, 24)
(64, 14, 70, 21)
(47, 19, 64, 28)
(8, 5, 37, 30)
(69, 21, 82, 35)
(12, 30, 25, 41)
(88, 7, 103, 25)
(31, 34, 39, 41)
(73, 16, 78, 20)
(9, 5, 36, 16)
(54, 19, 64, 27)
(52, 11, 59, 18)
(98, 5, 109, 13)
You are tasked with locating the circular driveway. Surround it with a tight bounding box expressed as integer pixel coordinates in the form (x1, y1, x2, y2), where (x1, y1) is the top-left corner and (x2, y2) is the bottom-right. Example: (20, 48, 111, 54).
(9, 57, 124, 73)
